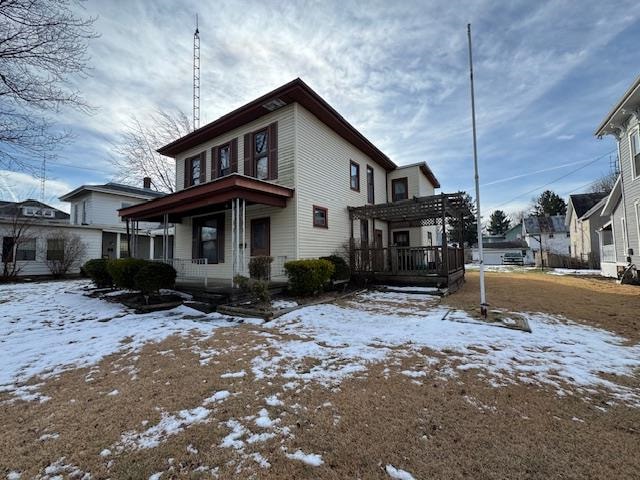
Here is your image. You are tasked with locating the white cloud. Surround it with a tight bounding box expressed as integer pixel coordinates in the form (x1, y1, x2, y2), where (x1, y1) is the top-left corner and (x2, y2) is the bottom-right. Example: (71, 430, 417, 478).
(0, 170, 74, 213)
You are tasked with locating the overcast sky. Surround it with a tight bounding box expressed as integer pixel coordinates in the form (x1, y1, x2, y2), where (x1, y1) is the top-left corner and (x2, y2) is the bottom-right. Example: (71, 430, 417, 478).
(2, 0, 639, 216)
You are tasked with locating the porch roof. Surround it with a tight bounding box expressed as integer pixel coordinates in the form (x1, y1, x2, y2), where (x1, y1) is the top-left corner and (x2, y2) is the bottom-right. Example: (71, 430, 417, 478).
(119, 174, 294, 222)
(348, 193, 470, 228)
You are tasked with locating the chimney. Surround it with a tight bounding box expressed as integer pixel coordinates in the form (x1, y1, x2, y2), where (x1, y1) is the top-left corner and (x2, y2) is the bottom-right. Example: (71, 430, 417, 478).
(143, 177, 151, 189)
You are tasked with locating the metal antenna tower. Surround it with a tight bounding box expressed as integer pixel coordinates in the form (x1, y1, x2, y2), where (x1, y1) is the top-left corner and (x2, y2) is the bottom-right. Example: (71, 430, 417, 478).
(40, 153, 46, 203)
(193, 14, 200, 130)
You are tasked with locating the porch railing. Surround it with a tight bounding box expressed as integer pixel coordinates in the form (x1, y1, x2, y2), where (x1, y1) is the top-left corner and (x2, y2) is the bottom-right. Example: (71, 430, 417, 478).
(351, 246, 464, 276)
(159, 258, 209, 287)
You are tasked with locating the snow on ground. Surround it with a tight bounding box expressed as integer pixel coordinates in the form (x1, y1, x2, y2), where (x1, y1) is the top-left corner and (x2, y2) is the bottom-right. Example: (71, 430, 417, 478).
(271, 299, 298, 309)
(258, 291, 640, 405)
(386, 464, 416, 479)
(546, 268, 602, 276)
(465, 264, 603, 276)
(285, 449, 324, 466)
(0, 280, 242, 401)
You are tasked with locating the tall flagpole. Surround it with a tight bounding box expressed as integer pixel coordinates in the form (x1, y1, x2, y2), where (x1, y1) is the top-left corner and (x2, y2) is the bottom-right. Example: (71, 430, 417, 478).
(467, 24, 487, 317)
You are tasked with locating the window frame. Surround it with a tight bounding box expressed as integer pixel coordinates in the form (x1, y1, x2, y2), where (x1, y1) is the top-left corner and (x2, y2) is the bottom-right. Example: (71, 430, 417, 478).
(217, 141, 232, 178)
(81, 200, 87, 224)
(16, 238, 36, 261)
(253, 128, 269, 181)
(630, 127, 640, 180)
(250, 217, 271, 256)
(391, 177, 409, 202)
(312, 205, 328, 228)
(2, 237, 15, 263)
(46, 238, 65, 261)
(392, 230, 410, 247)
(196, 216, 223, 264)
(349, 160, 360, 192)
(366, 165, 374, 204)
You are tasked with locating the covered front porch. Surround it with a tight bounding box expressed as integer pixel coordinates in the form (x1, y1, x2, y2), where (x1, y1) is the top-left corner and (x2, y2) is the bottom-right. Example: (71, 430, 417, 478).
(119, 174, 295, 287)
(348, 193, 468, 288)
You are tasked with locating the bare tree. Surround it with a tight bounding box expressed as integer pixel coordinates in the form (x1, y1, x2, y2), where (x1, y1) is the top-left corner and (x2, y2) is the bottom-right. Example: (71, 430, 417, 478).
(0, 213, 35, 281)
(0, 0, 98, 171)
(45, 230, 86, 278)
(110, 110, 192, 192)
(589, 171, 618, 195)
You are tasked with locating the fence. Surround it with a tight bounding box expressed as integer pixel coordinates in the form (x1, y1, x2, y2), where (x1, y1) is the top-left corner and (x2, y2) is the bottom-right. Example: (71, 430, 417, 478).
(351, 246, 464, 276)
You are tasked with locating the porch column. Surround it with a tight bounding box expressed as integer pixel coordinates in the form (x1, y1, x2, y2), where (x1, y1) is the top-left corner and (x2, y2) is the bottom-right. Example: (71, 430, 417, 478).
(162, 213, 169, 262)
(116, 233, 121, 259)
(231, 197, 237, 287)
(241, 198, 246, 276)
(149, 234, 154, 260)
(441, 199, 448, 276)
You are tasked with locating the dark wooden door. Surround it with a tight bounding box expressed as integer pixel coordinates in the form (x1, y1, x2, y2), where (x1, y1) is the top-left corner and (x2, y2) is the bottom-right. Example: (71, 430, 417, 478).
(373, 229, 384, 271)
(251, 217, 271, 256)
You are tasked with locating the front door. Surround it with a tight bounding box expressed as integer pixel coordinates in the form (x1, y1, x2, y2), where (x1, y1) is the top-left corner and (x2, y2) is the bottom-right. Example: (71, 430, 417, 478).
(251, 217, 270, 256)
(373, 229, 384, 271)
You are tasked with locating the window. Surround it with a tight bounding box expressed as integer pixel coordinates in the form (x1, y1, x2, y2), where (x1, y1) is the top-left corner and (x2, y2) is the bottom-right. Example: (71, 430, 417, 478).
(251, 218, 271, 256)
(360, 219, 369, 246)
(119, 235, 129, 258)
(566, 232, 570, 238)
(427, 231, 433, 246)
(2, 237, 14, 262)
(194, 215, 224, 264)
(47, 238, 64, 261)
(185, 153, 205, 187)
(312, 205, 328, 228)
(218, 144, 231, 177)
(254, 129, 269, 180)
(392, 177, 409, 201)
(392, 231, 410, 247)
(350, 161, 360, 191)
(16, 238, 36, 261)
(366, 166, 374, 204)
(631, 129, 640, 178)
(81, 200, 87, 224)
(73, 204, 78, 224)
(191, 156, 201, 185)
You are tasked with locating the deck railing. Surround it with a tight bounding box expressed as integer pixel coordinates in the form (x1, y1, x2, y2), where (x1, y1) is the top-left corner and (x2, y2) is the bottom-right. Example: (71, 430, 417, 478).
(351, 246, 464, 276)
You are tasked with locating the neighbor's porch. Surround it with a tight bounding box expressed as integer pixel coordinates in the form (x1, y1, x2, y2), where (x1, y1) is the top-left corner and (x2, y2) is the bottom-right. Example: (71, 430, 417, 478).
(348, 193, 468, 288)
(119, 174, 295, 288)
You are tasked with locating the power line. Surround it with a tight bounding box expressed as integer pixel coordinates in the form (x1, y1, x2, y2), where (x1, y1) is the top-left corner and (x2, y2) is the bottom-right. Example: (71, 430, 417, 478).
(491, 150, 613, 210)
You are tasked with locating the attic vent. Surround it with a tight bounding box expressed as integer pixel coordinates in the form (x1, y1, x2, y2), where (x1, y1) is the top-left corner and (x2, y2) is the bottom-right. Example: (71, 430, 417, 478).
(262, 98, 286, 111)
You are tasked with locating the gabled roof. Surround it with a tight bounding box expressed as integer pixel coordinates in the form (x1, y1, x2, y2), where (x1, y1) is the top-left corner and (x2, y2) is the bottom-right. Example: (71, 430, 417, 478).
(566, 192, 608, 224)
(595, 75, 640, 137)
(59, 182, 166, 202)
(581, 196, 608, 220)
(0, 199, 69, 220)
(523, 215, 567, 234)
(157, 78, 397, 171)
(601, 175, 622, 216)
(395, 161, 440, 189)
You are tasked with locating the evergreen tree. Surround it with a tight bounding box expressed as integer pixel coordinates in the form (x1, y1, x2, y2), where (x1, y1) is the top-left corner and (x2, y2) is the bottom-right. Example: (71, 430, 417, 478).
(533, 190, 567, 216)
(448, 193, 477, 246)
(487, 210, 511, 235)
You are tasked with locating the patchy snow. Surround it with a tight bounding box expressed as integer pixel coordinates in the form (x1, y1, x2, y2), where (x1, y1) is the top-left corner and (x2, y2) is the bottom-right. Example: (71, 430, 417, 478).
(255, 408, 278, 428)
(271, 299, 298, 309)
(221, 370, 246, 378)
(39, 457, 90, 480)
(465, 264, 538, 273)
(0, 280, 243, 401)
(38, 432, 59, 441)
(286, 449, 324, 466)
(106, 389, 119, 396)
(148, 473, 163, 480)
(377, 285, 441, 293)
(203, 390, 231, 404)
(117, 406, 211, 451)
(546, 268, 601, 276)
(386, 464, 416, 479)
(265, 394, 284, 406)
(401, 370, 427, 378)
(257, 291, 640, 404)
(99, 448, 111, 457)
(220, 419, 247, 450)
(6, 472, 21, 480)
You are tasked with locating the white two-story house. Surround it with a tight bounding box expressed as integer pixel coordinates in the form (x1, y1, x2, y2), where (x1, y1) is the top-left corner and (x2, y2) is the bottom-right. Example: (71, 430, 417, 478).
(120, 79, 455, 286)
(595, 75, 640, 279)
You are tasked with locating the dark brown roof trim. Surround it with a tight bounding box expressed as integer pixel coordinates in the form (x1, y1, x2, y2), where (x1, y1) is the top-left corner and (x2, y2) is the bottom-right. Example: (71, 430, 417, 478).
(158, 78, 397, 171)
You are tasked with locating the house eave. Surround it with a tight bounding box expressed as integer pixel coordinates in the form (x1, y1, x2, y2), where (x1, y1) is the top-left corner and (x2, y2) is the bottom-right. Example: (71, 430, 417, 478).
(594, 75, 640, 137)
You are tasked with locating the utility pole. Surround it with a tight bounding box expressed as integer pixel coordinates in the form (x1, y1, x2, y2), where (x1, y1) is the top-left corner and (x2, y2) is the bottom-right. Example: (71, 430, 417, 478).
(193, 14, 200, 130)
(467, 24, 487, 317)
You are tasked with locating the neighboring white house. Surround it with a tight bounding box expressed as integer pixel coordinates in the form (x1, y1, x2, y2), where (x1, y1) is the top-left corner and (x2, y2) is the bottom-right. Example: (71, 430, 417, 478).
(59, 181, 173, 260)
(119, 78, 452, 286)
(594, 75, 640, 280)
(471, 240, 533, 265)
(522, 215, 570, 265)
(565, 192, 608, 267)
(0, 199, 101, 277)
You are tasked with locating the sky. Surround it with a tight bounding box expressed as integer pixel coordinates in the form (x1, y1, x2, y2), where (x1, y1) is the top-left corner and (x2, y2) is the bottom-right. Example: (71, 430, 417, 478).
(2, 0, 640, 217)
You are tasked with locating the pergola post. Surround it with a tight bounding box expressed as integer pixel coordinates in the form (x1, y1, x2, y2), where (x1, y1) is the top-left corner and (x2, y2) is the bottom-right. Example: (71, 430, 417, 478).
(441, 196, 449, 277)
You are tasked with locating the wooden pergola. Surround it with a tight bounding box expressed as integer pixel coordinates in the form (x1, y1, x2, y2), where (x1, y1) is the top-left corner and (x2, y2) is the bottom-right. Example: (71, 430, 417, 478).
(348, 193, 469, 289)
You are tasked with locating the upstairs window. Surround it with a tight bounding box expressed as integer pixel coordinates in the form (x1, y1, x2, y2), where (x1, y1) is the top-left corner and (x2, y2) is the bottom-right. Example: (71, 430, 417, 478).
(218, 144, 231, 177)
(185, 152, 206, 187)
(81, 200, 87, 224)
(631, 129, 640, 178)
(313, 205, 328, 228)
(254, 130, 269, 180)
(366, 166, 374, 204)
(191, 156, 201, 185)
(350, 161, 360, 191)
(212, 139, 237, 179)
(392, 177, 409, 201)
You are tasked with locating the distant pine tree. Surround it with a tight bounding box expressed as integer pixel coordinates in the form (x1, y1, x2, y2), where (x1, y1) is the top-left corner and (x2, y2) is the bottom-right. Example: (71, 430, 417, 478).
(488, 210, 511, 235)
(448, 193, 477, 246)
(533, 190, 567, 216)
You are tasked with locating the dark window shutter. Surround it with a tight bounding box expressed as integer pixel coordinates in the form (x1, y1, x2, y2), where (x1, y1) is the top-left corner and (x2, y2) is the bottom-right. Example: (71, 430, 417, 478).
(192, 220, 199, 259)
(268, 122, 278, 180)
(184, 157, 191, 188)
(243, 133, 253, 177)
(217, 213, 225, 263)
(230, 138, 238, 173)
(199, 151, 206, 183)
(211, 146, 219, 179)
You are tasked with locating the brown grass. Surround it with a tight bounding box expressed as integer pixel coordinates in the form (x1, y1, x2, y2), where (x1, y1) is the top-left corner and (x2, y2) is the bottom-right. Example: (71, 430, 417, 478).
(444, 271, 640, 342)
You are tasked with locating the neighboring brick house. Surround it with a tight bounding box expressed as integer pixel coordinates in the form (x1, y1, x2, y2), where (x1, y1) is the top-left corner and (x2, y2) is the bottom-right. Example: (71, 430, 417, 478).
(595, 75, 640, 279)
(119, 79, 450, 285)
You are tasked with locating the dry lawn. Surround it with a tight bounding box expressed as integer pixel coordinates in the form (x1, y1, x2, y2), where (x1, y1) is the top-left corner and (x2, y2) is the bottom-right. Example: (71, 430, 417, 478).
(1, 274, 640, 479)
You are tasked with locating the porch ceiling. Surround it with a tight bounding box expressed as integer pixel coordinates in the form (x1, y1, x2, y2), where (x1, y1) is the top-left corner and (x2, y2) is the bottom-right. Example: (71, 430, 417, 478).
(119, 174, 294, 222)
(348, 193, 470, 227)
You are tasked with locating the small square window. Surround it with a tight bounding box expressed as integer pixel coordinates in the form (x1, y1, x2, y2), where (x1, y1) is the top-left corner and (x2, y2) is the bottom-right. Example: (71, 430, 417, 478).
(631, 129, 640, 178)
(313, 205, 328, 228)
(392, 178, 409, 202)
